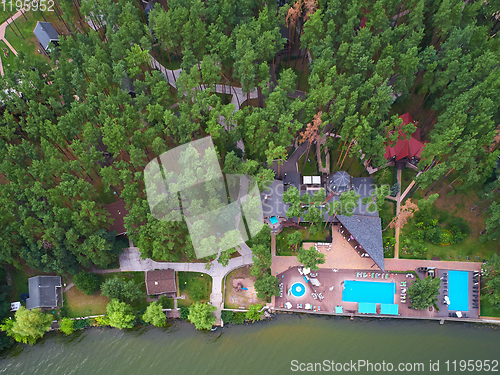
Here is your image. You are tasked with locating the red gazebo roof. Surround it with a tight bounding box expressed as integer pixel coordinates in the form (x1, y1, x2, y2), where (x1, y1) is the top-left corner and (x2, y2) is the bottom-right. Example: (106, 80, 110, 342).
(384, 113, 426, 161)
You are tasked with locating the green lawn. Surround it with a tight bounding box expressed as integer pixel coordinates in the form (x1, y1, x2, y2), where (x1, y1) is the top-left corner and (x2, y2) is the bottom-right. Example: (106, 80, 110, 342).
(177, 271, 212, 307)
(379, 199, 396, 258)
(401, 168, 418, 193)
(379, 199, 396, 233)
(0, 40, 16, 69)
(276, 226, 331, 256)
(373, 167, 395, 188)
(3, 10, 52, 69)
(329, 141, 369, 177)
(62, 288, 109, 318)
(8, 267, 29, 301)
(298, 147, 320, 176)
(422, 237, 498, 262)
(480, 298, 500, 318)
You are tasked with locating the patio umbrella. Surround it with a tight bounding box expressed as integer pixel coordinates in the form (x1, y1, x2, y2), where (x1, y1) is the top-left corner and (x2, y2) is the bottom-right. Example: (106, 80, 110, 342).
(456, 311, 462, 318)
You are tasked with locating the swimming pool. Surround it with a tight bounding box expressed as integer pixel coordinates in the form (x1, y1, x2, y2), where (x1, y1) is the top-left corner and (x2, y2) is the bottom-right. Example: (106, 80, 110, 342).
(269, 216, 278, 225)
(448, 271, 469, 311)
(342, 280, 396, 304)
(290, 282, 306, 298)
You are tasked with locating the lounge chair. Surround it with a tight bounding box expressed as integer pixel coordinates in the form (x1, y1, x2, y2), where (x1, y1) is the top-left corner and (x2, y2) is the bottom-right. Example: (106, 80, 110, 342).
(280, 303, 284, 308)
(318, 306, 321, 312)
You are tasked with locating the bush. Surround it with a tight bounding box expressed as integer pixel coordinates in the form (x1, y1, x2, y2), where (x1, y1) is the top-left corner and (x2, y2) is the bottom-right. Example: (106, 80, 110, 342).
(59, 317, 75, 335)
(231, 312, 246, 325)
(440, 230, 453, 244)
(107, 299, 135, 329)
(221, 310, 234, 322)
(447, 217, 470, 243)
(425, 227, 442, 244)
(93, 316, 109, 326)
(74, 272, 102, 295)
(142, 302, 166, 327)
(179, 306, 189, 320)
(74, 318, 90, 330)
(158, 295, 175, 309)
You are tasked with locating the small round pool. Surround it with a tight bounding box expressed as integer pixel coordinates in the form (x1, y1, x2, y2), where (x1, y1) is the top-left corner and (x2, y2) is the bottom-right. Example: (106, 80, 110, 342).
(290, 282, 306, 298)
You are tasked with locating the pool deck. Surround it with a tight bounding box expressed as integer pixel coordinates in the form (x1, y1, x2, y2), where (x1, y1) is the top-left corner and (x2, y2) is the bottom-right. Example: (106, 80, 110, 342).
(274, 267, 480, 320)
(271, 224, 482, 320)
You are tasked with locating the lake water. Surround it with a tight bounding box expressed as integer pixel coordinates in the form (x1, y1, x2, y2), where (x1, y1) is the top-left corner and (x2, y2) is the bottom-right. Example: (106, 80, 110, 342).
(1, 314, 499, 375)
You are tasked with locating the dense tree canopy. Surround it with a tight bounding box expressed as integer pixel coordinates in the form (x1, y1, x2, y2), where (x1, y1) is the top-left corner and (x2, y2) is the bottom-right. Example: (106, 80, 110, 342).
(0, 0, 498, 294)
(0, 307, 52, 345)
(407, 276, 442, 310)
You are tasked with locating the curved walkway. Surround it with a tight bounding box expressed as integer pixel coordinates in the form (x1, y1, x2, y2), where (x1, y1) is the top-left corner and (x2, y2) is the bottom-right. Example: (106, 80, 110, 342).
(0, 10, 22, 76)
(115, 242, 253, 325)
(150, 54, 257, 152)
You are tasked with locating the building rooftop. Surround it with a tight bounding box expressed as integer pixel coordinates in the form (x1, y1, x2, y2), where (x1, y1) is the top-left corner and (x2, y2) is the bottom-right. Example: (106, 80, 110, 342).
(261, 179, 287, 218)
(146, 269, 176, 295)
(33, 22, 59, 50)
(106, 199, 129, 235)
(26, 276, 62, 310)
(337, 214, 385, 271)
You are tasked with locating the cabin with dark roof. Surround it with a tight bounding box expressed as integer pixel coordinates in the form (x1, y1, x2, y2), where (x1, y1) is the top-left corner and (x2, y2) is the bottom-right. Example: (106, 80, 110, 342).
(26, 276, 62, 310)
(146, 269, 177, 297)
(106, 199, 129, 236)
(33, 22, 59, 56)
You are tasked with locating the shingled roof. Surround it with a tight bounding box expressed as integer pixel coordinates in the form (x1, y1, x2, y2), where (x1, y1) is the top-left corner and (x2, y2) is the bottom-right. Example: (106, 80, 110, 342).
(337, 214, 385, 271)
(33, 22, 59, 51)
(105, 199, 128, 235)
(146, 269, 176, 295)
(26, 276, 62, 310)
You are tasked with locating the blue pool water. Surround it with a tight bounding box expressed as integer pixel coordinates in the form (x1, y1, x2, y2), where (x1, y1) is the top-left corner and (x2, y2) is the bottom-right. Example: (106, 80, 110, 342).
(342, 280, 396, 304)
(269, 216, 278, 224)
(448, 271, 469, 311)
(290, 282, 306, 297)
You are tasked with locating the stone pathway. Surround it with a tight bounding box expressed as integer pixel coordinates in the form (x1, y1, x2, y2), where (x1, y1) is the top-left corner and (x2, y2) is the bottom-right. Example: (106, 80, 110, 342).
(0, 10, 22, 76)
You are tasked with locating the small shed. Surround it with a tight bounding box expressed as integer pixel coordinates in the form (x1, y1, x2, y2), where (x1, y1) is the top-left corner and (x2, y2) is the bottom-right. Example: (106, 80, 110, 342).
(33, 22, 59, 55)
(26, 276, 62, 310)
(146, 269, 177, 297)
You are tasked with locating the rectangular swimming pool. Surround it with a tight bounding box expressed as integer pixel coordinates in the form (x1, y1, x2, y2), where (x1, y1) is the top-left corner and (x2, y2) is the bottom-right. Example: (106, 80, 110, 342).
(448, 271, 469, 311)
(342, 280, 396, 304)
